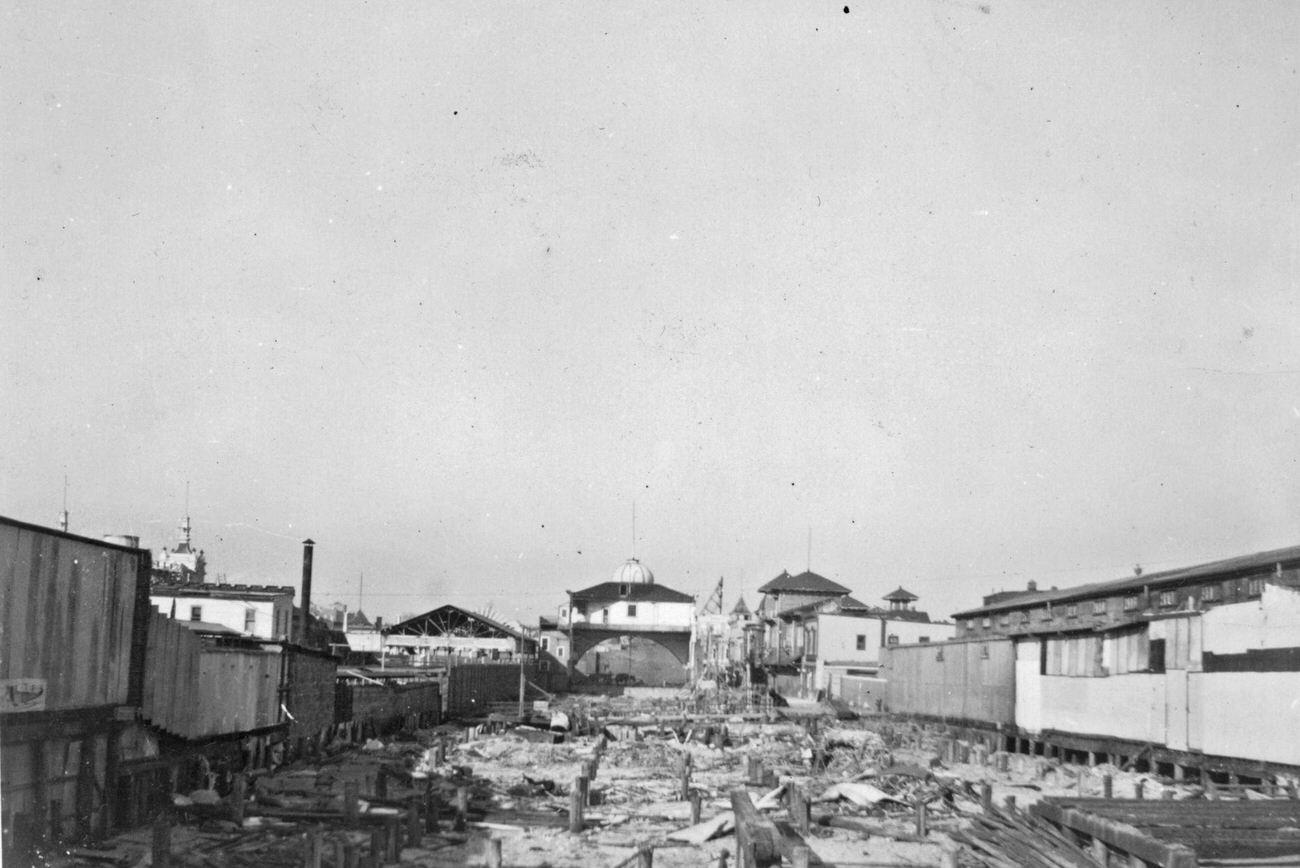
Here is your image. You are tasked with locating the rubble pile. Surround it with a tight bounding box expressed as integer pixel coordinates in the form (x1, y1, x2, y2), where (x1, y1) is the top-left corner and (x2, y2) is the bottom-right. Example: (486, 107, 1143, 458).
(47, 693, 1293, 867)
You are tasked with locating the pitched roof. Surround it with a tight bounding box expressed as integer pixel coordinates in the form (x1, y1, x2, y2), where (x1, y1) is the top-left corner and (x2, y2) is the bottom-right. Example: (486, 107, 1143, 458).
(571, 582, 694, 605)
(952, 543, 1300, 618)
(385, 604, 532, 643)
(883, 586, 919, 602)
(757, 569, 850, 596)
(730, 595, 752, 616)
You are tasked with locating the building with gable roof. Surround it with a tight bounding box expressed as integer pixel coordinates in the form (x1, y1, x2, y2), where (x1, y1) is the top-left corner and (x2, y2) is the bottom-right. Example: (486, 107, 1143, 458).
(541, 556, 696, 685)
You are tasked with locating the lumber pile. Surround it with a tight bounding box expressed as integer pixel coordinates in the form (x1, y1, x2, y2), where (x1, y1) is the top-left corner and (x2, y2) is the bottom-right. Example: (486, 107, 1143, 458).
(952, 805, 1106, 868)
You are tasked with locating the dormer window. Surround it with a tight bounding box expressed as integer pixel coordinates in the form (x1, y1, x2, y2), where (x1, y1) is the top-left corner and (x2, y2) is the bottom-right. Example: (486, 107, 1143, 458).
(619, 583, 630, 597)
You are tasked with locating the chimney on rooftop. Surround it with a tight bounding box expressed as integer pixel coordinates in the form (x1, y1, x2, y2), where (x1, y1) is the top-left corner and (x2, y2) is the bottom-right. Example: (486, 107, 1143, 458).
(1027, 580, 1038, 592)
(298, 539, 315, 644)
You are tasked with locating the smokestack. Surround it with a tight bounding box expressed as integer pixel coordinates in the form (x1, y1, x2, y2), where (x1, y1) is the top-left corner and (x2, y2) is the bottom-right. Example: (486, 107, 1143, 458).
(1027, 580, 1038, 592)
(298, 539, 315, 644)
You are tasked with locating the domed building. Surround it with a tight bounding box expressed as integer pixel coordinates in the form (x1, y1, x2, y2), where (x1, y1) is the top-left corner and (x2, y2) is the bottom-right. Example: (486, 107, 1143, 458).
(539, 556, 696, 686)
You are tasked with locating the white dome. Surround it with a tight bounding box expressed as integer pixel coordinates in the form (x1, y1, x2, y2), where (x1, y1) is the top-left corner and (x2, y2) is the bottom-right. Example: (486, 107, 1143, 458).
(612, 557, 654, 585)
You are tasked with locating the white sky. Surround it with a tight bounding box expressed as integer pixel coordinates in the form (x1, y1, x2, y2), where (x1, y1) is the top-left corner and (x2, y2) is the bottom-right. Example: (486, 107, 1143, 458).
(3, 0, 1299, 624)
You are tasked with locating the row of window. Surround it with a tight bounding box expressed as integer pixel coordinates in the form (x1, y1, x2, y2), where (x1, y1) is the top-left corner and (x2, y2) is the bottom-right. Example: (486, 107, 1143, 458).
(972, 579, 1266, 630)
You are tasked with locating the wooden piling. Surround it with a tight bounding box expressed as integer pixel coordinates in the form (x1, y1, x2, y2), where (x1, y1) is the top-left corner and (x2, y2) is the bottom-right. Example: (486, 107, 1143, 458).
(344, 781, 360, 828)
(485, 837, 503, 868)
(569, 777, 585, 833)
(151, 817, 172, 868)
(915, 800, 928, 838)
(454, 787, 469, 832)
(637, 845, 654, 868)
(690, 789, 702, 824)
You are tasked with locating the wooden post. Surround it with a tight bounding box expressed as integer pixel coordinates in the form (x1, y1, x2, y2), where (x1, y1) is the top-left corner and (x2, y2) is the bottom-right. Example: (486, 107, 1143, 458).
(792, 786, 810, 835)
(980, 782, 992, 814)
(454, 787, 468, 832)
(485, 837, 503, 868)
(680, 763, 691, 800)
(303, 829, 323, 868)
(375, 767, 388, 800)
(1135, 779, 1145, 800)
(425, 784, 439, 831)
(746, 757, 762, 785)
(231, 775, 247, 825)
(690, 789, 702, 824)
(790, 846, 810, 868)
(344, 781, 360, 827)
(569, 778, 585, 833)
(1003, 795, 1016, 812)
(730, 788, 779, 868)
(1103, 775, 1113, 799)
(342, 840, 359, 868)
(385, 816, 400, 863)
(368, 829, 385, 868)
(151, 817, 172, 868)
(914, 800, 927, 838)
(637, 845, 654, 868)
(406, 807, 422, 845)
(578, 771, 591, 808)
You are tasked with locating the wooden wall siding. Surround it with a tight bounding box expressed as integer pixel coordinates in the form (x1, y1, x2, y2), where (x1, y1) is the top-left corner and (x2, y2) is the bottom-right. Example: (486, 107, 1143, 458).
(196, 649, 280, 737)
(0, 523, 141, 712)
(142, 612, 281, 739)
(446, 663, 548, 717)
(140, 611, 203, 738)
(883, 637, 1016, 726)
(286, 650, 338, 737)
(340, 682, 441, 729)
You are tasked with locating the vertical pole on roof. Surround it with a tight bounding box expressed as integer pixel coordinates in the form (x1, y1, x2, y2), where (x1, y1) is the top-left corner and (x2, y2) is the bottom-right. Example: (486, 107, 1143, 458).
(518, 632, 526, 718)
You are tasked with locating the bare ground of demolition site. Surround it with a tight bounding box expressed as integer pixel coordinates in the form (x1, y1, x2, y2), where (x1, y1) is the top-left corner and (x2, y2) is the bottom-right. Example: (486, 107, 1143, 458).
(44, 689, 1300, 868)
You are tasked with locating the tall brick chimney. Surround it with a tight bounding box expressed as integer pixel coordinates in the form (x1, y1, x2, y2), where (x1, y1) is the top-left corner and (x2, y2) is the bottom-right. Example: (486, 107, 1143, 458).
(298, 539, 315, 644)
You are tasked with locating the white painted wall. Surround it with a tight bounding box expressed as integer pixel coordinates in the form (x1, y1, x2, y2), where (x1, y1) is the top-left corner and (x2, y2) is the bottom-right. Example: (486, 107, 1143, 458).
(571, 600, 694, 629)
(1201, 584, 1300, 653)
(1193, 671, 1300, 766)
(812, 615, 954, 691)
(152, 593, 293, 640)
(1014, 638, 1044, 733)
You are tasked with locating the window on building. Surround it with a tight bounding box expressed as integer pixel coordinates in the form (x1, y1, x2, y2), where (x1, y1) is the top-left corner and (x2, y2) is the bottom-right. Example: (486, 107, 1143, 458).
(1066, 604, 1078, 618)
(619, 583, 630, 597)
(190, 605, 202, 622)
(918, 636, 930, 643)
(627, 604, 638, 618)
(1246, 578, 1263, 596)
(1123, 596, 1139, 611)
(1092, 600, 1107, 615)
(602, 608, 609, 624)
(1040, 606, 1052, 620)
(1158, 591, 1176, 607)
(560, 607, 567, 619)
(541, 637, 550, 651)
(244, 608, 256, 633)
(1201, 585, 1218, 602)
(999, 615, 1010, 626)
(557, 647, 566, 659)
(1019, 611, 1031, 624)
(886, 634, 899, 645)
(981, 617, 991, 628)
(855, 635, 867, 651)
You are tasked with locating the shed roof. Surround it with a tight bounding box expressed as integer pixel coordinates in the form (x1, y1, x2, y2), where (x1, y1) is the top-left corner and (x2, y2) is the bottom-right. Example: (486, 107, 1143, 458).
(953, 543, 1300, 618)
(757, 570, 850, 596)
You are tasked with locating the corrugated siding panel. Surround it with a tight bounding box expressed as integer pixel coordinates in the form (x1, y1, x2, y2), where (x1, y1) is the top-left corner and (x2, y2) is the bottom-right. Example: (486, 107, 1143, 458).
(0, 524, 141, 712)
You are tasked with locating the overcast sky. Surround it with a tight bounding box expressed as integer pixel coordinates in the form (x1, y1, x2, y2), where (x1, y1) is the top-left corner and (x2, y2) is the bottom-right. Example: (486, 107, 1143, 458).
(4, 1, 1298, 625)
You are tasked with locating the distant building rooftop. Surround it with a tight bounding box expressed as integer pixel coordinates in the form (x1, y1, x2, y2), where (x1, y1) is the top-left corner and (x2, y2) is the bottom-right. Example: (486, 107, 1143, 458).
(758, 570, 850, 596)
